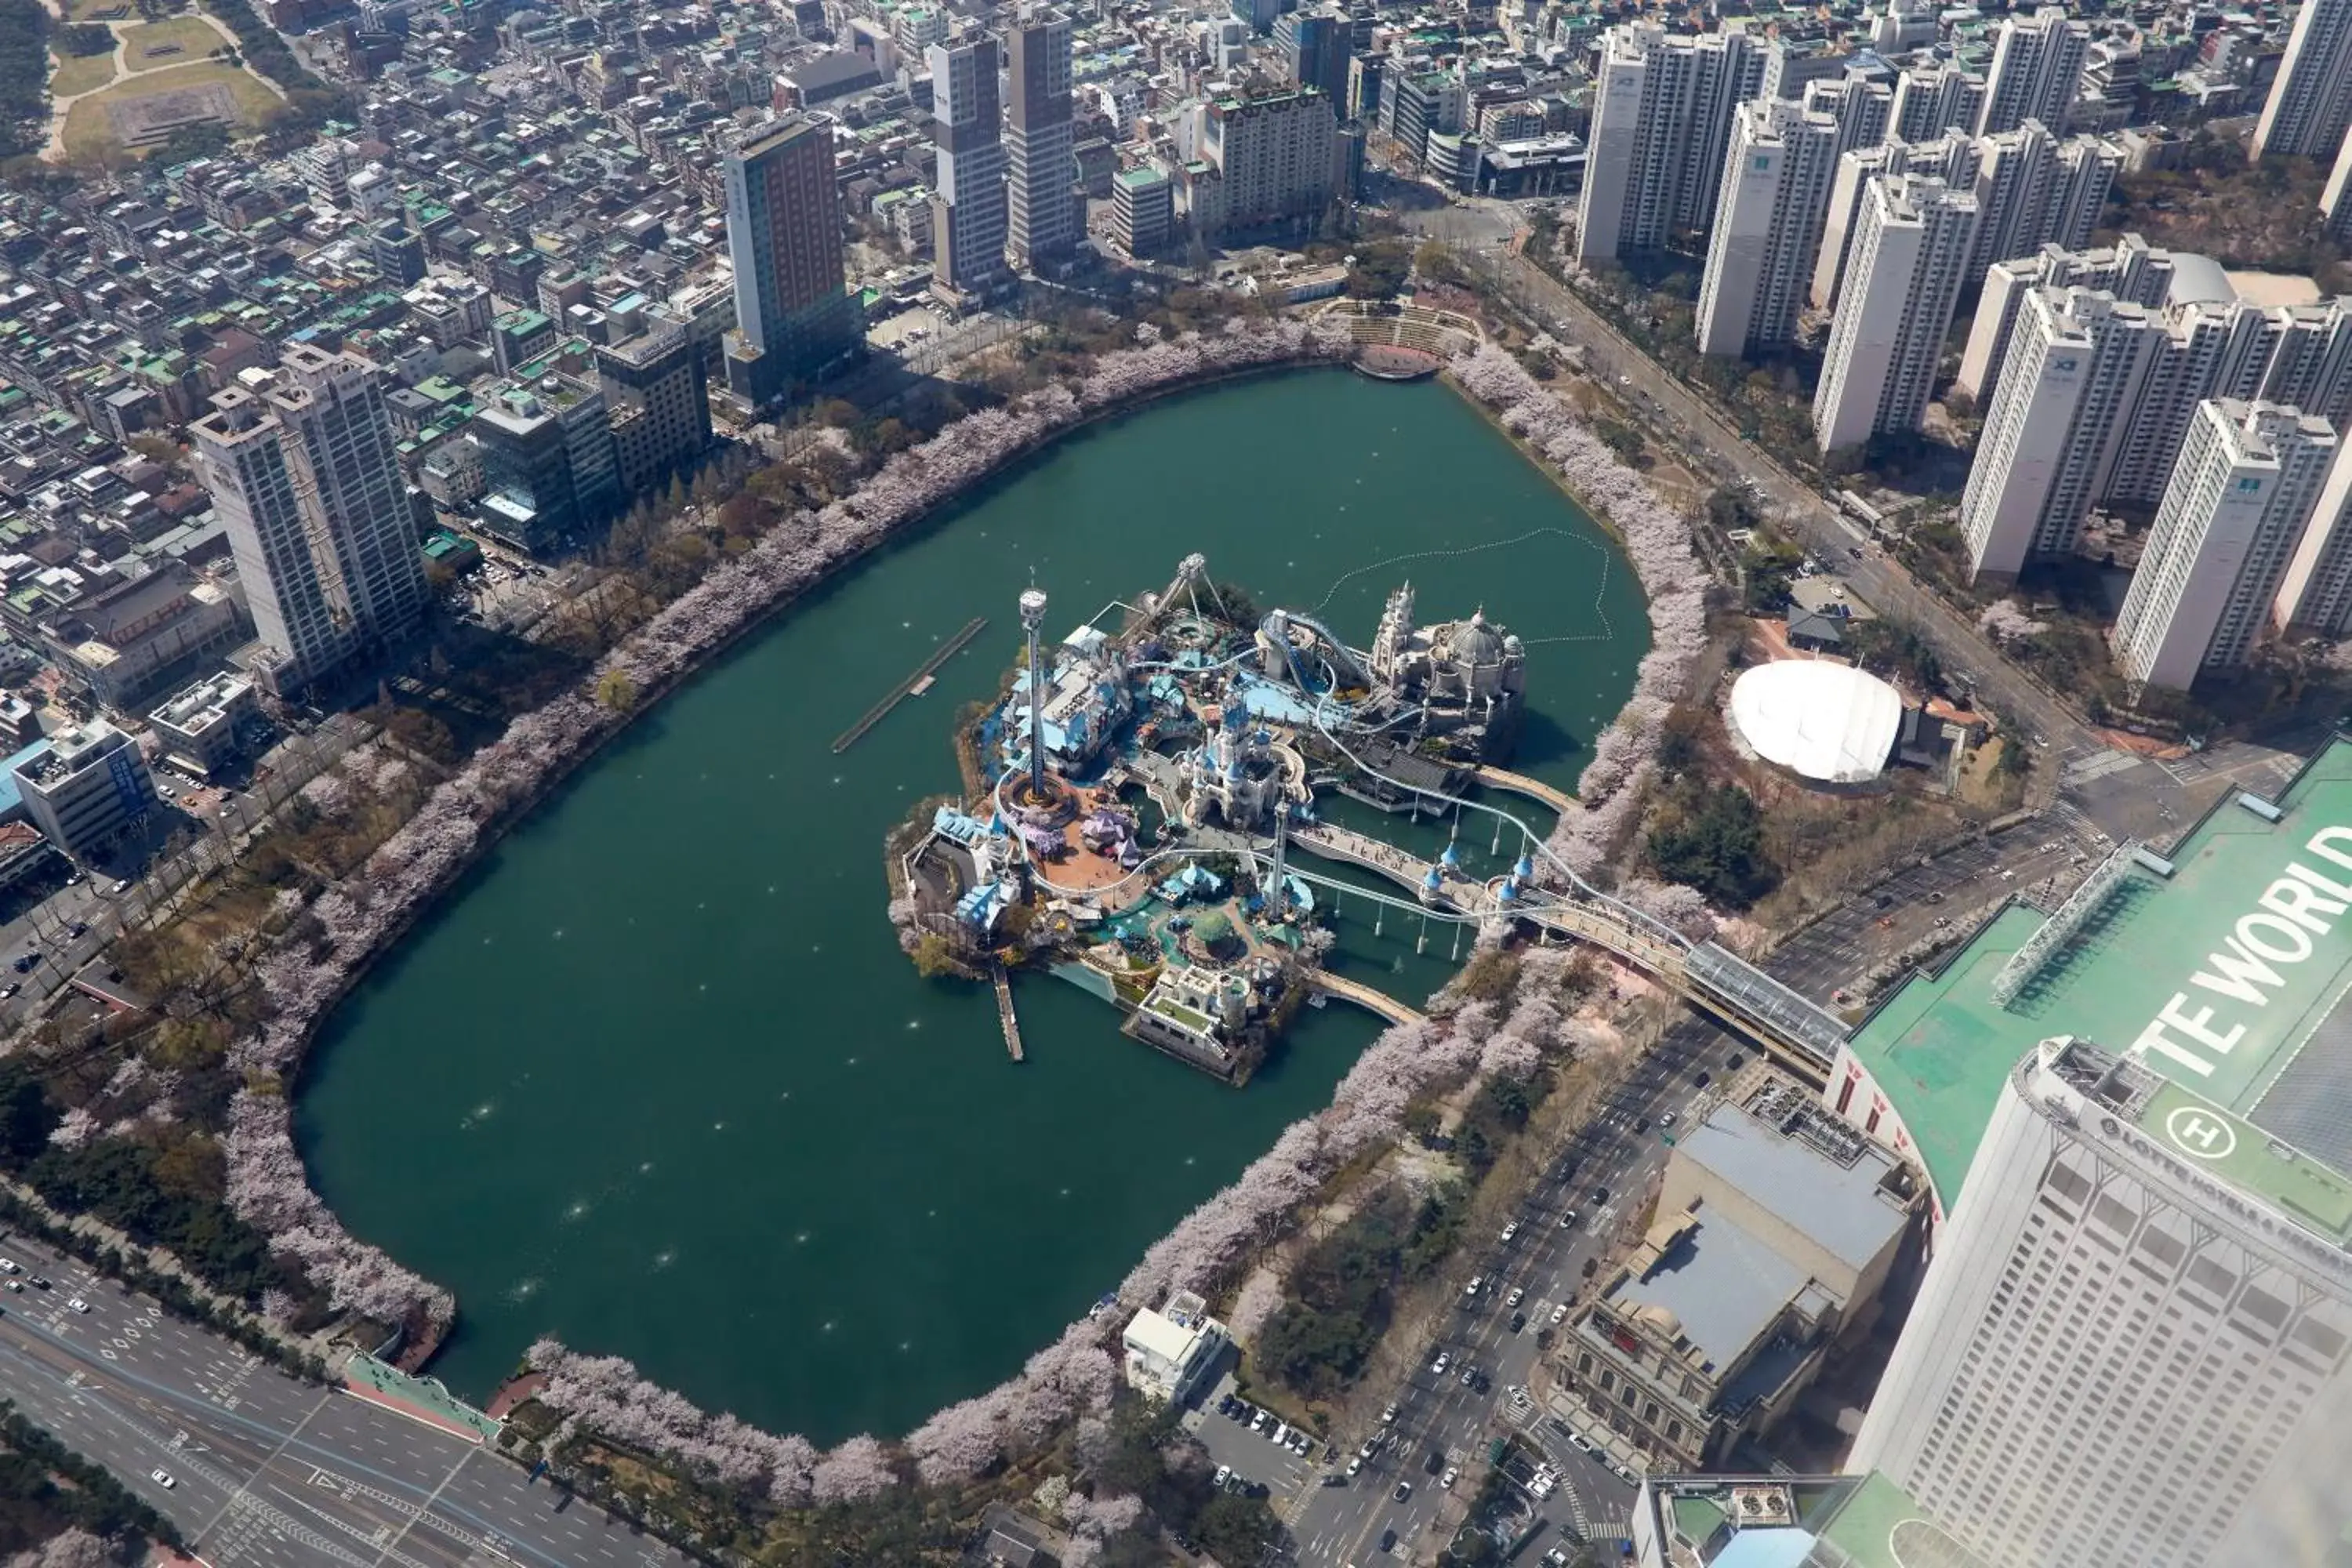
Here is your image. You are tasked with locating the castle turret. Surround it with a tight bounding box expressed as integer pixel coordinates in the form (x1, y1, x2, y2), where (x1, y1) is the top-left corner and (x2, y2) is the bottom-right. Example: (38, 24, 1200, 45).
(1370, 581, 1415, 688)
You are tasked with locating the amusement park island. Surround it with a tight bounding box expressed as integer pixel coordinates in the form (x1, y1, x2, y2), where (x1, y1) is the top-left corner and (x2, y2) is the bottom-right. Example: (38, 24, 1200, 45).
(885, 550, 1564, 1084)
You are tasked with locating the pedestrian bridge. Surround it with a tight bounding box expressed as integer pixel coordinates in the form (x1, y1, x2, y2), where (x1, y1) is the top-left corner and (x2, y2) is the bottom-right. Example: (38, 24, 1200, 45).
(1305, 968, 1426, 1026)
(1286, 821, 1845, 1086)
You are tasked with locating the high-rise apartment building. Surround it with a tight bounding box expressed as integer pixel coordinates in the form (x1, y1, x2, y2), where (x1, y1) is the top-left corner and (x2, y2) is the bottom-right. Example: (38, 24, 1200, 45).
(722, 114, 859, 408)
(1956, 232, 2176, 405)
(1192, 88, 1337, 234)
(1969, 119, 2120, 278)
(2111, 398, 2335, 688)
(2274, 439, 2352, 636)
(2325, 134, 2352, 242)
(1799, 67, 1891, 157)
(1810, 130, 1978, 310)
(1575, 23, 1764, 264)
(1976, 5, 2089, 136)
(1813, 175, 1980, 452)
(191, 344, 427, 698)
(1890, 61, 1985, 143)
(1111, 164, 1174, 256)
(595, 324, 711, 499)
(1852, 1034, 2352, 1568)
(930, 34, 1011, 299)
(1278, 9, 1351, 111)
(1961, 288, 2159, 580)
(2256, 0, 2352, 158)
(1005, 7, 1076, 274)
(1695, 99, 1842, 358)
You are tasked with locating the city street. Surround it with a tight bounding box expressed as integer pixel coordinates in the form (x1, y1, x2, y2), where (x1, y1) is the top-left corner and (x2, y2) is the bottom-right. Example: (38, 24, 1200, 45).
(1283, 1019, 1733, 1565)
(0, 1231, 684, 1568)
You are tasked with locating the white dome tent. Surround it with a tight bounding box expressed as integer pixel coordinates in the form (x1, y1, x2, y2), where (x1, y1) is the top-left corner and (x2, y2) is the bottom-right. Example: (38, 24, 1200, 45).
(1727, 661, 1903, 785)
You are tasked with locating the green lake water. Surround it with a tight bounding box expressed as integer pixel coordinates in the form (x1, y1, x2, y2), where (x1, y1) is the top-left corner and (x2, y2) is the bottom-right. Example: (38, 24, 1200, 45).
(295, 368, 1650, 1443)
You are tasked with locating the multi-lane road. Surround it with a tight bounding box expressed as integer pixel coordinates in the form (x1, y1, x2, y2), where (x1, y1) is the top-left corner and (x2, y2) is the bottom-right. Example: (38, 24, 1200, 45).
(1276, 1015, 1739, 1565)
(0, 1232, 684, 1568)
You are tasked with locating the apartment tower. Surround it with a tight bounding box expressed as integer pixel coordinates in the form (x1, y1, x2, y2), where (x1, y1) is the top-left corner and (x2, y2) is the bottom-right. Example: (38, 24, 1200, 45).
(1006, 7, 1077, 274)
(2112, 398, 2335, 688)
(1695, 99, 1842, 358)
(1813, 174, 1980, 452)
(191, 344, 426, 697)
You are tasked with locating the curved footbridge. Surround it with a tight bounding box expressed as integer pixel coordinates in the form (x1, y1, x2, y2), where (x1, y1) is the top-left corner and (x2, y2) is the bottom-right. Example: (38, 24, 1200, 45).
(1286, 821, 1846, 1086)
(1306, 969, 1425, 1025)
(1472, 764, 1577, 816)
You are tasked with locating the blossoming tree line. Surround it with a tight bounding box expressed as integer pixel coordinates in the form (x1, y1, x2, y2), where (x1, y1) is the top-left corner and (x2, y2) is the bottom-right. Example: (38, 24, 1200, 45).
(31, 316, 1723, 1530)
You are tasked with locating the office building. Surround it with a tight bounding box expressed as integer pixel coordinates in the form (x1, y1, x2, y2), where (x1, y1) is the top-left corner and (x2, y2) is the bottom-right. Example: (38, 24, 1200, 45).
(147, 672, 258, 779)
(594, 325, 710, 499)
(191, 344, 428, 699)
(1556, 1073, 1918, 1474)
(1005, 8, 1077, 274)
(1576, 23, 1765, 264)
(1853, 1036, 2352, 1568)
(1891, 62, 1985, 143)
(2112, 399, 2333, 689)
(930, 33, 1011, 300)
(2256, 0, 2352, 158)
(1957, 232, 2177, 404)
(1811, 130, 1978, 310)
(1193, 88, 1337, 235)
(1278, 9, 1350, 111)
(1695, 99, 1842, 358)
(1111, 164, 1174, 256)
(368, 216, 426, 286)
(12, 721, 154, 862)
(1977, 5, 2089, 136)
(1813, 175, 1980, 452)
(471, 374, 622, 555)
(721, 114, 861, 408)
(1962, 289, 2158, 581)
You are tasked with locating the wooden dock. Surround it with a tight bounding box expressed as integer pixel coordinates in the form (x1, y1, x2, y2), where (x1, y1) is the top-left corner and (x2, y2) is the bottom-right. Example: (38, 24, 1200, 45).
(830, 616, 988, 754)
(991, 962, 1025, 1062)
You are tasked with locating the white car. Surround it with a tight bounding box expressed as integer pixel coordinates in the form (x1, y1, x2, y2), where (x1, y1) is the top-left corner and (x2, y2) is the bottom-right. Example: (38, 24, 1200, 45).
(1430, 1352, 1451, 1376)
(1505, 1287, 1525, 1308)
(66, 1298, 88, 1314)
(1441, 1467, 1459, 1490)
(1550, 1302, 1569, 1327)
(1660, 1112, 1676, 1128)
(0, 1258, 17, 1275)
(1569, 1432, 1594, 1454)
(1214, 1465, 1232, 1490)
(150, 1469, 175, 1490)
(1500, 1221, 1520, 1243)
(1359, 1439, 1377, 1460)
(1381, 1403, 1399, 1424)
(1559, 1209, 1577, 1229)
(1463, 1275, 1483, 1299)
(1346, 1456, 1363, 1477)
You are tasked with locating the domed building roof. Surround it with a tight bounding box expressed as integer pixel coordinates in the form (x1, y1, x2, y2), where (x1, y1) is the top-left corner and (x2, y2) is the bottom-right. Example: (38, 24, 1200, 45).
(1445, 609, 1507, 667)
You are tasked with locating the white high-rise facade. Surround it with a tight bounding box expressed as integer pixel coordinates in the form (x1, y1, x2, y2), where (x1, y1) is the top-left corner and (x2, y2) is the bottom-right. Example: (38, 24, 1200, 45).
(1695, 100, 1842, 358)
(1890, 62, 1984, 143)
(2256, 0, 2352, 158)
(1969, 119, 2121, 278)
(1961, 289, 2158, 580)
(1976, 5, 2089, 136)
(1956, 233, 2176, 405)
(191, 344, 426, 697)
(1813, 175, 1979, 452)
(1810, 130, 1978, 310)
(2274, 438, 2352, 635)
(1852, 1036, 2352, 1568)
(2112, 398, 2335, 689)
(1575, 23, 1763, 264)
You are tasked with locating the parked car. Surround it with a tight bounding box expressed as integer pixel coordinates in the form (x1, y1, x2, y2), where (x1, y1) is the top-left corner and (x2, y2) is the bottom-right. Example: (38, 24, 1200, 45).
(1441, 1468, 1459, 1490)
(1505, 1287, 1525, 1308)
(1392, 1483, 1411, 1503)
(1559, 1209, 1577, 1229)
(1381, 1403, 1399, 1424)
(1551, 1303, 1569, 1327)
(1429, 1352, 1450, 1376)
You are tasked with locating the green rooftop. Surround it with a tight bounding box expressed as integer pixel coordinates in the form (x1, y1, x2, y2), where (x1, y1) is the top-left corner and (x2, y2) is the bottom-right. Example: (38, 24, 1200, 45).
(1813, 1470, 1991, 1568)
(2132, 1076, 2352, 1244)
(1848, 736, 2352, 1211)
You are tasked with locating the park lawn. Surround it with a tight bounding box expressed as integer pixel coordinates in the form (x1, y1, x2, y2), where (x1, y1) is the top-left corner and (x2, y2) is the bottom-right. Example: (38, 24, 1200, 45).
(48, 45, 118, 99)
(121, 16, 228, 71)
(60, 59, 281, 158)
